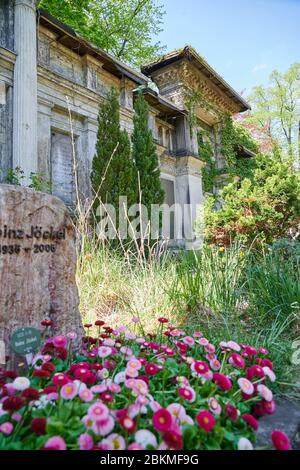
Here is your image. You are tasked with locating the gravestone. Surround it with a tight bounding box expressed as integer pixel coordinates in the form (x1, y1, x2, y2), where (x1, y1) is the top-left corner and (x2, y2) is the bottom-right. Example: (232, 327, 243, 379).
(0, 184, 84, 357)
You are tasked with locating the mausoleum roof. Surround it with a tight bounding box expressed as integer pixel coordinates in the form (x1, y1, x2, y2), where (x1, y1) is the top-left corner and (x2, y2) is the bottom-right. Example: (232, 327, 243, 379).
(141, 46, 251, 113)
(38, 9, 148, 86)
(134, 87, 186, 117)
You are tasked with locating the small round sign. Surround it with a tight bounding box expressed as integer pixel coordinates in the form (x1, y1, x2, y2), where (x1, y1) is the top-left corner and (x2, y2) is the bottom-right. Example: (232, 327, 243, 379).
(10, 327, 41, 355)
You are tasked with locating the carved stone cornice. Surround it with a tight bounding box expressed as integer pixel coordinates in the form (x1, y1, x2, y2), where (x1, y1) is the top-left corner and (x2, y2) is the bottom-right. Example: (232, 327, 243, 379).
(150, 60, 240, 119)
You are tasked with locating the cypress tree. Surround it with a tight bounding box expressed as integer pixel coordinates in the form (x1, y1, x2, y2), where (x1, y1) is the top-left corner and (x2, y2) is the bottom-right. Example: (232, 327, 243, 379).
(91, 88, 137, 225)
(132, 92, 164, 216)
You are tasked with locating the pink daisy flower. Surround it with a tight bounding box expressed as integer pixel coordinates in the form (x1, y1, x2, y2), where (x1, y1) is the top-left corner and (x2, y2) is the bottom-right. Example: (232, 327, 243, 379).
(182, 336, 195, 346)
(135, 429, 157, 448)
(91, 384, 107, 394)
(227, 341, 241, 352)
(126, 367, 139, 378)
(44, 436, 66, 450)
(193, 331, 203, 338)
(205, 343, 216, 354)
(105, 433, 126, 450)
(209, 358, 221, 371)
(120, 346, 133, 356)
(131, 379, 149, 396)
(128, 442, 144, 450)
(78, 433, 94, 450)
(263, 366, 276, 382)
(79, 388, 94, 402)
(98, 346, 112, 358)
(127, 359, 142, 370)
(0, 422, 14, 435)
(237, 378, 254, 396)
(61, 382, 78, 400)
(88, 402, 109, 421)
(257, 384, 273, 402)
(167, 403, 187, 422)
(208, 397, 222, 415)
(52, 336, 67, 348)
(198, 337, 209, 346)
(92, 415, 115, 437)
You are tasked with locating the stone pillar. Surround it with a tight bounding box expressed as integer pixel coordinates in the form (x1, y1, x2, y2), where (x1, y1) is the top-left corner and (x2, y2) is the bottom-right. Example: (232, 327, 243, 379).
(37, 99, 53, 182)
(175, 156, 205, 249)
(13, 0, 38, 184)
(174, 115, 194, 155)
(81, 117, 97, 198)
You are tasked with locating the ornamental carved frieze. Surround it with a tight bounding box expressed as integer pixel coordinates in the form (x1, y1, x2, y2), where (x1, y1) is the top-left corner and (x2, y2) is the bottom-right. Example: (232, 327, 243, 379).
(181, 62, 239, 115)
(152, 61, 240, 117)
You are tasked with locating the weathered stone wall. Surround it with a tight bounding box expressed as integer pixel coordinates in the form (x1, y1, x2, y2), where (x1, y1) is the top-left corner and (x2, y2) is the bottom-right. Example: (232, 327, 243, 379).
(0, 0, 14, 50)
(35, 25, 177, 202)
(0, 46, 15, 182)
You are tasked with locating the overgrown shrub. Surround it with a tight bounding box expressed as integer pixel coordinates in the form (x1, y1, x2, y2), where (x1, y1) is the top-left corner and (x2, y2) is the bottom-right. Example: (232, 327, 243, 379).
(204, 152, 300, 245)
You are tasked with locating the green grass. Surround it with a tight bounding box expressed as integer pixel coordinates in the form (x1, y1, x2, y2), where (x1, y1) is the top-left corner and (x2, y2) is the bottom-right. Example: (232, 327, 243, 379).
(76, 240, 300, 398)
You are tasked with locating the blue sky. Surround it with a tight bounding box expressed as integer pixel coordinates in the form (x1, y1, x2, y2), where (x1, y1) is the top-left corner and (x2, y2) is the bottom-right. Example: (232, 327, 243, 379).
(158, 0, 299, 97)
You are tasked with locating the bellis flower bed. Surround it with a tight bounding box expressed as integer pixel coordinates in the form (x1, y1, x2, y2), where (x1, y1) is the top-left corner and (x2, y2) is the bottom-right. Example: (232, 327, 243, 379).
(0, 318, 291, 450)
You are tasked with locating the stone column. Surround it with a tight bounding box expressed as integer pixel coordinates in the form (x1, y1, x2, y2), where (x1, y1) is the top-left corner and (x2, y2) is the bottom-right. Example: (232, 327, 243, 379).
(175, 156, 205, 249)
(13, 0, 38, 184)
(81, 117, 97, 198)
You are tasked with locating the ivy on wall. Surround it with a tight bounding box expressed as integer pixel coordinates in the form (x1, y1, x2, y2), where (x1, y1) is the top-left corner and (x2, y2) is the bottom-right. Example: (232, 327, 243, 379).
(220, 114, 258, 181)
(184, 89, 258, 193)
(197, 131, 221, 193)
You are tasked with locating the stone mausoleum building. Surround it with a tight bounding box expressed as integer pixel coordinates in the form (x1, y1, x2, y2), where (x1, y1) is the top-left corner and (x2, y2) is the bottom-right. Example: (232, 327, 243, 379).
(0, 0, 251, 247)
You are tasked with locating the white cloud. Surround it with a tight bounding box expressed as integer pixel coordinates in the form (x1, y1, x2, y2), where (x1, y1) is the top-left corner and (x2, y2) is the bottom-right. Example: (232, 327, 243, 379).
(252, 63, 267, 73)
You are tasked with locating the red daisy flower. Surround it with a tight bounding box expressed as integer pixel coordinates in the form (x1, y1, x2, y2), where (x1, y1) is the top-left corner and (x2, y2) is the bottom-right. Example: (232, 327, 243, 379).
(119, 416, 136, 433)
(21, 388, 40, 400)
(193, 361, 209, 375)
(145, 363, 159, 376)
(246, 365, 264, 381)
(3, 396, 24, 412)
(163, 431, 183, 450)
(4, 370, 17, 379)
(213, 373, 232, 391)
(229, 353, 245, 369)
(42, 362, 55, 373)
(32, 370, 51, 378)
(31, 417, 47, 436)
(244, 346, 257, 356)
(152, 409, 173, 432)
(41, 320, 53, 327)
(271, 430, 291, 450)
(196, 410, 216, 432)
(242, 414, 259, 431)
(262, 400, 276, 415)
(225, 403, 238, 422)
(52, 373, 69, 386)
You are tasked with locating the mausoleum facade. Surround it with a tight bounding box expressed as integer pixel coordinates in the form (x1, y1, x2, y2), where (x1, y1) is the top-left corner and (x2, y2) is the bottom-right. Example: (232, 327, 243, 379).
(0, 0, 251, 247)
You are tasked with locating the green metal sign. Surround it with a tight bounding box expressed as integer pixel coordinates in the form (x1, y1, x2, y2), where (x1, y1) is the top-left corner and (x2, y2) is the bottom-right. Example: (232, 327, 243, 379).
(10, 327, 41, 355)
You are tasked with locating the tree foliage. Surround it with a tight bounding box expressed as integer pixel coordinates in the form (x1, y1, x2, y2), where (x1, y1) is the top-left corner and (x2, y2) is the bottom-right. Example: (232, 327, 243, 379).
(39, 0, 166, 67)
(131, 93, 164, 212)
(91, 88, 136, 217)
(248, 63, 300, 166)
